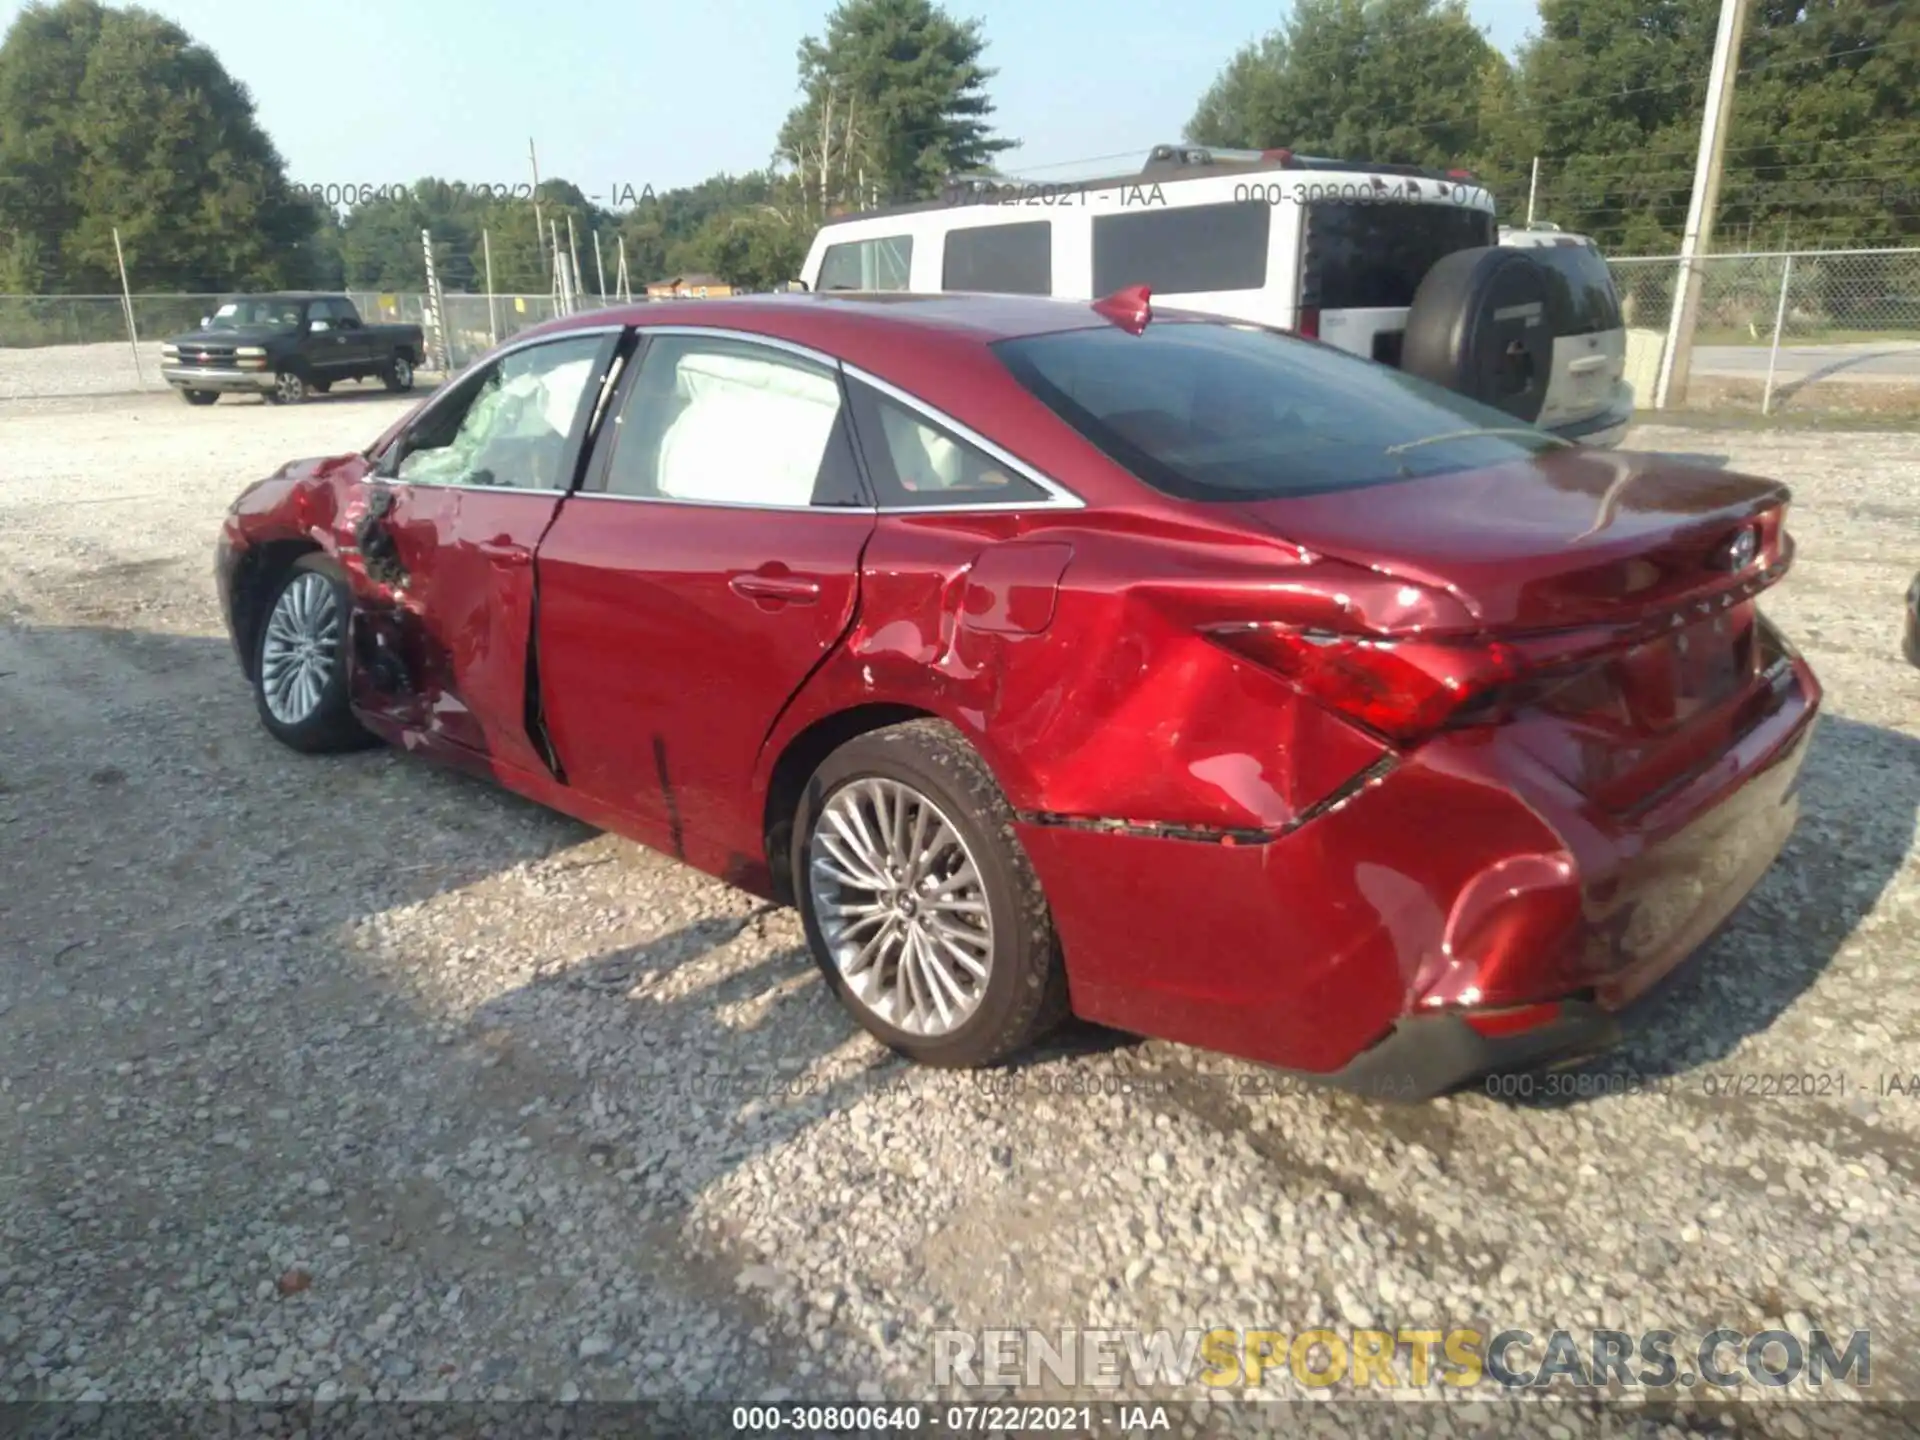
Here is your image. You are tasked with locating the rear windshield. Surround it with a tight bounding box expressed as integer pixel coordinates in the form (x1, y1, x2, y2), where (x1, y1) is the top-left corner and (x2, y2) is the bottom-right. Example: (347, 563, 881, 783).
(1527, 241, 1624, 334)
(1300, 202, 1495, 310)
(992, 320, 1564, 501)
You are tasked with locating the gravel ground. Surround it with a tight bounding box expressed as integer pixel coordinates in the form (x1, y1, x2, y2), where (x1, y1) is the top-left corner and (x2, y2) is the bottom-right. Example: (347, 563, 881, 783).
(1, 389, 1916, 1438)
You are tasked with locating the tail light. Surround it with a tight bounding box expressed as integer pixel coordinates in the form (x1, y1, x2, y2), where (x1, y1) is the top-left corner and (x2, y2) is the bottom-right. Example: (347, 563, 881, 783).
(1204, 622, 1521, 745)
(1294, 306, 1320, 340)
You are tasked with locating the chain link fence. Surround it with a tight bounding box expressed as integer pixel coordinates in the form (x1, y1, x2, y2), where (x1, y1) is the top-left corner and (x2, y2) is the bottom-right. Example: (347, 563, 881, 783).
(0, 291, 575, 399)
(6, 248, 1919, 412)
(1607, 248, 1920, 416)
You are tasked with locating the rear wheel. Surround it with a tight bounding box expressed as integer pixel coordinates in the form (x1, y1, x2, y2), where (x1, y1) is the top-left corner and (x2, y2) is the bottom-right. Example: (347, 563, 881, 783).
(251, 554, 375, 753)
(268, 370, 307, 405)
(384, 353, 414, 392)
(180, 389, 217, 406)
(793, 720, 1068, 1068)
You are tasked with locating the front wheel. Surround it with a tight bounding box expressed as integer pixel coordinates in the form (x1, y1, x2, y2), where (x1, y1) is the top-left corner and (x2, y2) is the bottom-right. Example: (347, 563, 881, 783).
(268, 370, 307, 404)
(793, 720, 1068, 1068)
(251, 554, 376, 753)
(384, 353, 414, 392)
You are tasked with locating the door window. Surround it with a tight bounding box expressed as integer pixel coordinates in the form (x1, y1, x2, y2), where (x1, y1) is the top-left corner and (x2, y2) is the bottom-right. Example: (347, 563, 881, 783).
(593, 335, 865, 507)
(395, 335, 606, 491)
(847, 379, 1054, 508)
(816, 235, 914, 291)
(1091, 203, 1270, 295)
(942, 221, 1051, 294)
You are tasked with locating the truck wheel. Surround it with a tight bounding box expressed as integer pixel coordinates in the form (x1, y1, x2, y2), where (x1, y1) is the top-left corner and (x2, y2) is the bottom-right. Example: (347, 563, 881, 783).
(383, 354, 415, 393)
(180, 390, 218, 406)
(269, 371, 308, 405)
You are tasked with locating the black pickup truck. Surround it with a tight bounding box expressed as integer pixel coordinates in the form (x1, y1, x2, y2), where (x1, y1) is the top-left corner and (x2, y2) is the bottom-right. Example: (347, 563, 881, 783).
(161, 292, 425, 405)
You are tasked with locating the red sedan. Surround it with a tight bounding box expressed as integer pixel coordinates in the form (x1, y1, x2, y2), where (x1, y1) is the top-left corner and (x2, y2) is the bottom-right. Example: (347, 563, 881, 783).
(215, 291, 1820, 1099)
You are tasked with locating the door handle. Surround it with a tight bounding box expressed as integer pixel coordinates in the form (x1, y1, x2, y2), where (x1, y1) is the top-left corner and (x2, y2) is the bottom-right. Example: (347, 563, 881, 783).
(729, 572, 820, 604)
(478, 539, 531, 567)
(1569, 355, 1610, 374)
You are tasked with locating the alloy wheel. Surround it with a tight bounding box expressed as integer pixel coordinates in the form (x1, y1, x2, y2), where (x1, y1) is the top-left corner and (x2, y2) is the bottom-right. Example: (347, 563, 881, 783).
(274, 371, 305, 403)
(259, 571, 340, 725)
(806, 777, 994, 1037)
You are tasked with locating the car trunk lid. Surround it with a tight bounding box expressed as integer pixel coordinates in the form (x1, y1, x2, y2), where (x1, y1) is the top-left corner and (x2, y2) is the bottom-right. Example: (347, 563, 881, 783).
(1229, 449, 1797, 810)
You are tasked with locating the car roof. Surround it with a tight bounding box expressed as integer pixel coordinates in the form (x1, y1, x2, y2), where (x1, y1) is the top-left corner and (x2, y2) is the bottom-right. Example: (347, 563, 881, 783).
(511, 293, 1130, 380)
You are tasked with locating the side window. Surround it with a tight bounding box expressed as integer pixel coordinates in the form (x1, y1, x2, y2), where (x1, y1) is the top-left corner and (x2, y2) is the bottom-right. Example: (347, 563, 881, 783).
(594, 335, 865, 508)
(848, 378, 1053, 509)
(1091, 202, 1270, 295)
(395, 334, 606, 491)
(817, 235, 913, 291)
(942, 220, 1051, 295)
(306, 301, 332, 332)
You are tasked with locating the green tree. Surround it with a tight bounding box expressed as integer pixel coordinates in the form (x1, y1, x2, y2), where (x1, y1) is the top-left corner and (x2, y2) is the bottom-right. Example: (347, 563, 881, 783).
(1511, 0, 1919, 252)
(776, 0, 1014, 211)
(0, 0, 324, 291)
(1188, 0, 1505, 172)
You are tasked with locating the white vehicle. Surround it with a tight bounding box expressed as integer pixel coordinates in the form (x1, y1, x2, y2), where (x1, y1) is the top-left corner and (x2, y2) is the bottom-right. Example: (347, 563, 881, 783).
(1498, 224, 1632, 447)
(800, 145, 1632, 446)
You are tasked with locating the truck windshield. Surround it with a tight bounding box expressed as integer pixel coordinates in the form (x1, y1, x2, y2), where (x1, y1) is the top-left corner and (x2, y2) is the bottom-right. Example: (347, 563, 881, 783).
(992, 319, 1564, 500)
(212, 299, 304, 328)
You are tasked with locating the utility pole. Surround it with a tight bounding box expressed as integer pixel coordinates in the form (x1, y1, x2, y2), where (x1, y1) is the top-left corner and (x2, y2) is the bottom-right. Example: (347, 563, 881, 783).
(1525, 157, 1540, 226)
(818, 82, 836, 211)
(844, 88, 858, 214)
(1654, 0, 1751, 410)
(529, 137, 546, 275)
(565, 213, 584, 310)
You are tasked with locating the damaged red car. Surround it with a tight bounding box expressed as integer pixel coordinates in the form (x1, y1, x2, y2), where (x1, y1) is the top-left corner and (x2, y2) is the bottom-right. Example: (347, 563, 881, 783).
(215, 292, 1820, 1099)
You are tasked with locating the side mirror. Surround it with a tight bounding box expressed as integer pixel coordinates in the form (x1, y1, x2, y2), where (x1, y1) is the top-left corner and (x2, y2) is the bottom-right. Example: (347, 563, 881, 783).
(782, 279, 809, 293)
(199, 316, 210, 327)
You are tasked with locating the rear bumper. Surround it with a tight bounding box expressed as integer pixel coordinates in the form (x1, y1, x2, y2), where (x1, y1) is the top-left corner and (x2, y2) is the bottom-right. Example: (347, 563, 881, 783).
(163, 364, 274, 392)
(1022, 652, 1821, 1098)
(1548, 390, 1635, 448)
(1327, 1000, 1622, 1101)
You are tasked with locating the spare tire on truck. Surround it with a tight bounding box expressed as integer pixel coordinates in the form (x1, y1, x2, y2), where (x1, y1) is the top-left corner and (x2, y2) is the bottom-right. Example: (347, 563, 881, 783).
(1400, 246, 1552, 423)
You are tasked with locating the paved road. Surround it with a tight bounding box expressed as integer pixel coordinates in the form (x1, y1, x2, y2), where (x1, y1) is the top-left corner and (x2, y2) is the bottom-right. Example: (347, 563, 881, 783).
(1691, 340, 1920, 382)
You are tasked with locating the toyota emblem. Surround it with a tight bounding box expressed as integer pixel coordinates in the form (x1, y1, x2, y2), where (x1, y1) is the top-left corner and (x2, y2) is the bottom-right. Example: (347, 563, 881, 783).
(1727, 528, 1758, 569)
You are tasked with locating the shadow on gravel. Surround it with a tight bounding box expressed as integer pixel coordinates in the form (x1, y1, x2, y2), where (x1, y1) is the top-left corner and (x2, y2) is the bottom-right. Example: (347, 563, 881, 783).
(1497, 713, 1920, 1109)
(3, 618, 901, 1400)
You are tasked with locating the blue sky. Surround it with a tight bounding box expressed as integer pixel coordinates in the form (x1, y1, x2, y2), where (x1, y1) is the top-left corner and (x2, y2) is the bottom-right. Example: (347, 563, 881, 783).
(3, 0, 1544, 197)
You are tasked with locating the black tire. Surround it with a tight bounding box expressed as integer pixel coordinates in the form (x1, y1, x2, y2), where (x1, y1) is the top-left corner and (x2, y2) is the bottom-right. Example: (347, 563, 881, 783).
(791, 719, 1069, 1068)
(250, 554, 376, 754)
(1400, 246, 1553, 423)
(383, 352, 415, 392)
(267, 370, 307, 405)
(309, 379, 332, 394)
(180, 389, 218, 406)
